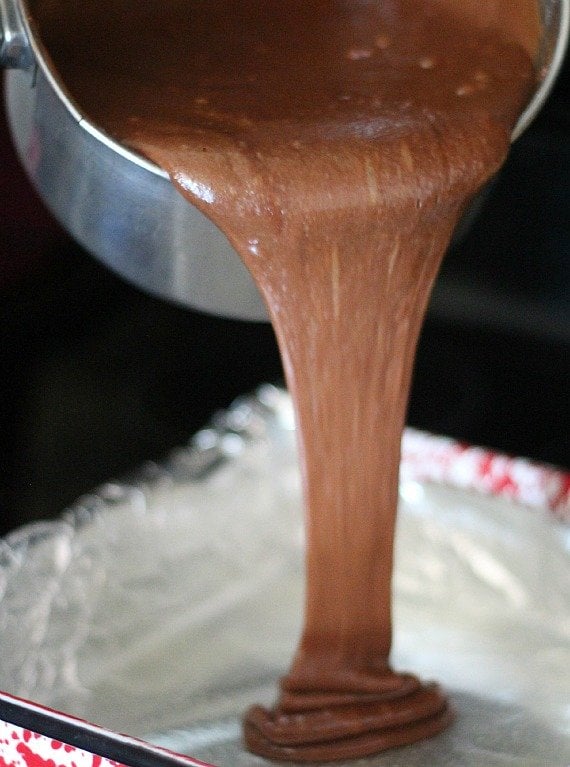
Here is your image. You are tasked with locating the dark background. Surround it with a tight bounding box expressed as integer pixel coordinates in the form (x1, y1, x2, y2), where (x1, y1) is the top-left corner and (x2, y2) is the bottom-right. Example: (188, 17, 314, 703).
(1, 57, 569, 537)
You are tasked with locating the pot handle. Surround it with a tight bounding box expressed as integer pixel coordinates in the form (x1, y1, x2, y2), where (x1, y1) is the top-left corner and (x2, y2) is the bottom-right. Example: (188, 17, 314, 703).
(0, 0, 33, 68)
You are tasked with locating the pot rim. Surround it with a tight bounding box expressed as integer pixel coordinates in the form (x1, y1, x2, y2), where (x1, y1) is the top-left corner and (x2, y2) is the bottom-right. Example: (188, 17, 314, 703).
(19, 0, 169, 178)
(15, 0, 570, 173)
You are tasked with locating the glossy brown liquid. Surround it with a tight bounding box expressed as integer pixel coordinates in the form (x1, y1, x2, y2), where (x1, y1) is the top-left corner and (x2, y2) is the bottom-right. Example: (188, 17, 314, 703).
(34, 0, 539, 760)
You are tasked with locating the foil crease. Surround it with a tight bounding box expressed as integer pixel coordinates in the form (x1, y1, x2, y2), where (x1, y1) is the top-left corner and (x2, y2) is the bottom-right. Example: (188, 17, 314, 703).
(0, 385, 568, 766)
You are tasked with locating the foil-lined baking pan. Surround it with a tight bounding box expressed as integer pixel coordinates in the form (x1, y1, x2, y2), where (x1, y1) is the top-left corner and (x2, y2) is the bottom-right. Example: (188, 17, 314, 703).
(0, 386, 568, 765)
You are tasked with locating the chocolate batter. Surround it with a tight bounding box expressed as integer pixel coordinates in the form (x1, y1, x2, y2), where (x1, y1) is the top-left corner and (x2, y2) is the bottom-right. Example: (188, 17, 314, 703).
(33, 0, 539, 760)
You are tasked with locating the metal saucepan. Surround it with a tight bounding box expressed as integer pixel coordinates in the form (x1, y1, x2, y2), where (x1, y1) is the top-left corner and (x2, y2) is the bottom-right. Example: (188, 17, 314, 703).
(1, 0, 568, 320)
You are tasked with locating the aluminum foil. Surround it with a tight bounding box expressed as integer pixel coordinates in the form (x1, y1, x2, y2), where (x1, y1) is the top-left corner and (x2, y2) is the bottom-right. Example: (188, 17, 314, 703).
(0, 385, 568, 766)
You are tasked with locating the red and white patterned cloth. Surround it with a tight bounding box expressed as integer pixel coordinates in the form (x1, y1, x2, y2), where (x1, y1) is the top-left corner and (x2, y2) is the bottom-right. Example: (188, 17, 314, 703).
(0, 694, 209, 767)
(0, 721, 125, 767)
(402, 428, 570, 523)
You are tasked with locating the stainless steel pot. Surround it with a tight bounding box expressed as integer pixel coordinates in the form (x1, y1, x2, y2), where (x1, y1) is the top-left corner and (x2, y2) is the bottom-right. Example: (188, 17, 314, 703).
(2, 0, 569, 320)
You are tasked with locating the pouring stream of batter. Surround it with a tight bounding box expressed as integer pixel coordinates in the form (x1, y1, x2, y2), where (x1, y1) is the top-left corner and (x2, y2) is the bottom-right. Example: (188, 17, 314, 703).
(33, 0, 539, 759)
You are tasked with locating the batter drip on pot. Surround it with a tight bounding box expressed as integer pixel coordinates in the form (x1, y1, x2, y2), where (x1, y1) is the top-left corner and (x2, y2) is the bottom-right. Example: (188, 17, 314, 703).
(32, 0, 539, 760)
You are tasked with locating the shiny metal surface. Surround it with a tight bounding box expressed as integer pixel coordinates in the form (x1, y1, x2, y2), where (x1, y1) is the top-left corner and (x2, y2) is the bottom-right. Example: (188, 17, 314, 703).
(0, 0, 32, 68)
(5, 65, 263, 319)
(513, 0, 570, 140)
(2, 0, 569, 320)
